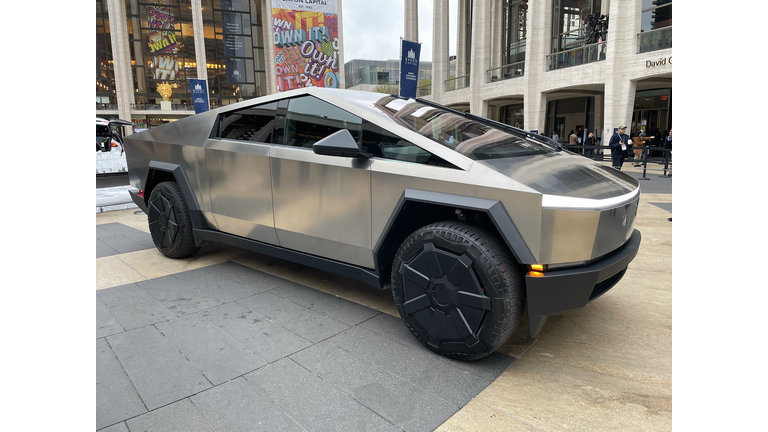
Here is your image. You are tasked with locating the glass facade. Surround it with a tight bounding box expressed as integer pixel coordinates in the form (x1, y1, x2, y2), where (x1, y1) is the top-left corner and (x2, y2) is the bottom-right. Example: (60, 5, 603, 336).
(638, 0, 672, 53)
(550, 0, 603, 54)
(125, 0, 195, 104)
(344, 59, 435, 89)
(97, 0, 117, 107)
(202, 0, 267, 107)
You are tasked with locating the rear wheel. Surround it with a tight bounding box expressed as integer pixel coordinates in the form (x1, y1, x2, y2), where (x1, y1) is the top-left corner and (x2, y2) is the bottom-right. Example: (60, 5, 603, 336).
(391, 221, 525, 361)
(147, 181, 200, 258)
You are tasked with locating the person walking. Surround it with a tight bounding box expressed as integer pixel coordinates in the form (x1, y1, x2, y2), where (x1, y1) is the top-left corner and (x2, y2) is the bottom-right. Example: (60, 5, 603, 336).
(569, 130, 579, 152)
(632, 129, 655, 166)
(585, 132, 597, 156)
(609, 126, 631, 170)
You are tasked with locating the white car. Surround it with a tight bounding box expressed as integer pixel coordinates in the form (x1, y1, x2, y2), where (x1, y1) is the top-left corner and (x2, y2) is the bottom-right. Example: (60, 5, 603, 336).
(96, 117, 129, 154)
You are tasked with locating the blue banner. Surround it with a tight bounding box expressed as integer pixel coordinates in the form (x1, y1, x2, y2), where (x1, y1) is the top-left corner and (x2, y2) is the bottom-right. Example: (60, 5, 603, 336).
(189, 79, 210, 114)
(399, 39, 421, 99)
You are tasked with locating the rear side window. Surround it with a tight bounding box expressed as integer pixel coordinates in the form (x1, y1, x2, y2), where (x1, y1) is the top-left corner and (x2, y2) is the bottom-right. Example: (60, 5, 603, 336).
(216, 101, 278, 143)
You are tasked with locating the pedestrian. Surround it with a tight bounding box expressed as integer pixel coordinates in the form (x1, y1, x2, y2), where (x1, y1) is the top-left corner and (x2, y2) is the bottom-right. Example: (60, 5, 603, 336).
(585, 132, 596, 156)
(632, 129, 654, 166)
(569, 130, 578, 152)
(552, 130, 559, 143)
(664, 129, 672, 161)
(609, 125, 631, 170)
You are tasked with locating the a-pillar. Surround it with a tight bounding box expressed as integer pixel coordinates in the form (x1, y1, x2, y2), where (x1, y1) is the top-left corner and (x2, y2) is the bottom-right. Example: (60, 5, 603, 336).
(431, 0, 450, 101)
(107, 0, 135, 134)
(404, 0, 419, 42)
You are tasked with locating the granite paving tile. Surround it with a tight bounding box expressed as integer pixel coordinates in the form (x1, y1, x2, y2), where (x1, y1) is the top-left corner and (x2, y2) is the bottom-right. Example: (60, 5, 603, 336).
(99, 233, 151, 255)
(97, 239, 120, 258)
(106, 325, 212, 411)
(291, 340, 458, 432)
(190, 377, 303, 432)
(96, 339, 147, 430)
(137, 274, 223, 316)
(328, 326, 492, 406)
(155, 314, 268, 385)
(97, 284, 175, 331)
(236, 291, 350, 343)
(199, 302, 312, 363)
(97, 422, 129, 432)
(270, 280, 383, 326)
(96, 293, 125, 339)
(125, 398, 215, 432)
(174, 262, 289, 301)
(244, 358, 402, 432)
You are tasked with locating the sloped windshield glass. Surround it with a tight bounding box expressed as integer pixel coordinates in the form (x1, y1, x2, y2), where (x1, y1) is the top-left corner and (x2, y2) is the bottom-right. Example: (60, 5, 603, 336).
(373, 97, 555, 160)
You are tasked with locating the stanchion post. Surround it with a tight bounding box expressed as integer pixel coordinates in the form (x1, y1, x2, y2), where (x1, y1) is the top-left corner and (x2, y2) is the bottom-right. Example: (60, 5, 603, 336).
(661, 148, 671, 178)
(638, 145, 650, 180)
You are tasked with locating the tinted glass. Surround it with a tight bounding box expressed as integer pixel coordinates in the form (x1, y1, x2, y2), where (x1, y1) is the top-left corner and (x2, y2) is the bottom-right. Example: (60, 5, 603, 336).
(375, 97, 555, 160)
(284, 96, 362, 148)
(218, 101, 278, 142)
(362, 121, 458, 168)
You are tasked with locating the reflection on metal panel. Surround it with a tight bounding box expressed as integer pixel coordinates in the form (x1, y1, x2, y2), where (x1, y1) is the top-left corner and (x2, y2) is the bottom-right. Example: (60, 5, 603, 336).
(204, 139, 278, 245)
(270, 146, 373, 268)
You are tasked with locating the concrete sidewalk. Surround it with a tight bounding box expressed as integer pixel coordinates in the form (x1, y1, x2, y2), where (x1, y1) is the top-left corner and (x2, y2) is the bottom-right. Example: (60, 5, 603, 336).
(96, 164, 672, 431)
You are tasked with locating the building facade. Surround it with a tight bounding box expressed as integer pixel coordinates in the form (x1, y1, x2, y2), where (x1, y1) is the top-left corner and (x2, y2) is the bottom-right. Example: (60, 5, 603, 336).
(416, 0, 672, 145)
(97, 0, 345, 133)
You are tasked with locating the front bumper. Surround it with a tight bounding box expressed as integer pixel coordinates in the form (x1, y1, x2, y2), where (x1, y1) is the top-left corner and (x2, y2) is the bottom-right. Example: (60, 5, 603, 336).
(525, 229, 641, 337)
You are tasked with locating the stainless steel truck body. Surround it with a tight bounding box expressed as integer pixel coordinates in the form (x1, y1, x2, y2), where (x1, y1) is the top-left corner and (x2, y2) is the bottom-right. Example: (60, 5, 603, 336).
(125, 87, 641, 361)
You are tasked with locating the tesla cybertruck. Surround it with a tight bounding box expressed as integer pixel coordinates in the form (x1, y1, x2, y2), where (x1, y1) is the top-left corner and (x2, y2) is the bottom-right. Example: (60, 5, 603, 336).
(124, 88, 641, 361)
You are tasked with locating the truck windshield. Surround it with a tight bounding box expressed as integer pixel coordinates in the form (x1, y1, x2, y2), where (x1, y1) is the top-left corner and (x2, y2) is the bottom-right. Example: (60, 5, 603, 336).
(374, 97, 554, 160)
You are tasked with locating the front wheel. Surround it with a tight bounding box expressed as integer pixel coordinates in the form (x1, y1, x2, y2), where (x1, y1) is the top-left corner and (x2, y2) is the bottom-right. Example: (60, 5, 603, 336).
(391, 222, 525, 361)
(147, 181, 200, 258)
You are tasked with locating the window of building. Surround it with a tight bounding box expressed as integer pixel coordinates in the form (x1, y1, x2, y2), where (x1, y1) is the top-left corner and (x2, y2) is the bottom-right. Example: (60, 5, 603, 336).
(550, 0, 603, 54)
(97, 0, 117, 107)
(638, 0, 672, 53)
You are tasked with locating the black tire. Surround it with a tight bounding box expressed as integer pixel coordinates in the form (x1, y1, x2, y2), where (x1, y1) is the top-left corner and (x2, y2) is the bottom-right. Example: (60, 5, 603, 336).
(391, 221, 525, 361)
(147, 181, 200, 258)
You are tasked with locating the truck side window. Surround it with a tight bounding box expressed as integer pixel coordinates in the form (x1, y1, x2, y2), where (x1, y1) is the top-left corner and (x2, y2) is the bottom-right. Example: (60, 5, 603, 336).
(283, 96, 362, 148)
(362, 121, 459, 169)
(217, 101, 278, 143)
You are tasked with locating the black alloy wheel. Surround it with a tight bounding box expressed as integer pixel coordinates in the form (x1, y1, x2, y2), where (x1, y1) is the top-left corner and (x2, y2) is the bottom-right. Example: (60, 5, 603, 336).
(391, 222, 525, 361)
(147, 181, 200, 258)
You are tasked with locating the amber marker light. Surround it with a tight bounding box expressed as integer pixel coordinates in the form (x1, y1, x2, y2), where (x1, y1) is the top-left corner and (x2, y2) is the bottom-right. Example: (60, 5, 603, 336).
(528, 264, 545, 277)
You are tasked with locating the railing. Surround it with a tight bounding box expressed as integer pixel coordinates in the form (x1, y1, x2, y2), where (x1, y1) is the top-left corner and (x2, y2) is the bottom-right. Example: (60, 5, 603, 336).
(130, 103, 161, 110)
(171, 104, 195, 111)
(417, 82, 431, 97)
(445, 74, 470, 92)
(487, 61, 525, 83)
(637, 26, 672, 54)
(547, 42, 607, 71)
(96, 103, 118, 110)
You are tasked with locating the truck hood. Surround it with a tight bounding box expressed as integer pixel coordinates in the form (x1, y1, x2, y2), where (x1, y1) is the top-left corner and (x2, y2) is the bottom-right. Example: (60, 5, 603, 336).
(477, 152, 639, 200)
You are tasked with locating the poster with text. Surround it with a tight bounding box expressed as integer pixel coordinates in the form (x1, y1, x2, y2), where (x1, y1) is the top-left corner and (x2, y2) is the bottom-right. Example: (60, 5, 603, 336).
(146, 0, 180, 81)
(272, 0, 340, 91)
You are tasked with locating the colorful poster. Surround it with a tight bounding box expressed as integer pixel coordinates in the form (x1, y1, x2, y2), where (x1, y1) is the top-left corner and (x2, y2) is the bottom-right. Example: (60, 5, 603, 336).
(272, 0, 341, 91)
(147, 0, 180, 81)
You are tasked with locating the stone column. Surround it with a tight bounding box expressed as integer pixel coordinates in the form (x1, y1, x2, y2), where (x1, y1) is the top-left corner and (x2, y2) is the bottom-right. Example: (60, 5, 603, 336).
(107, 0, 135, 133)
(263, 0, 278, 94)
(404, 0, 419, 42)
(431, 0, 450, 101)
(603, 0, 636, 139)
(456, 0, 468, 79)
(491, 0, 503, 71)
(523, 0, 549, 133)
(191, 0, 207, 81)
(469, 0, 491, 114)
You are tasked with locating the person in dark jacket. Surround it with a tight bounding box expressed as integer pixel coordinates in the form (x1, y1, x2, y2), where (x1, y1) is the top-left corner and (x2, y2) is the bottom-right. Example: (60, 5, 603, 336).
(608, 126, 631, 170)
(585, 132, 597, 156)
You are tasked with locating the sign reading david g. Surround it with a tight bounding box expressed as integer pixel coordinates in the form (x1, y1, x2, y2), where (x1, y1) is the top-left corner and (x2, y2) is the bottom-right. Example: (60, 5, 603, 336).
(399, 39, 421, 99)
(189, 79, 210, 114)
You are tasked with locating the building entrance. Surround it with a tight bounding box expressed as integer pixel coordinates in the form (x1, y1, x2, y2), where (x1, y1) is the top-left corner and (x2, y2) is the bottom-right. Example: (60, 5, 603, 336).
(632, 88, 671, 156)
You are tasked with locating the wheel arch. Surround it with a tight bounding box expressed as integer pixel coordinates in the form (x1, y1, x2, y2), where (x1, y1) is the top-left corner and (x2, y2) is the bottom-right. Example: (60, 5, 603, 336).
(143, 161, 207, 232)
(373, 189, 537, 287)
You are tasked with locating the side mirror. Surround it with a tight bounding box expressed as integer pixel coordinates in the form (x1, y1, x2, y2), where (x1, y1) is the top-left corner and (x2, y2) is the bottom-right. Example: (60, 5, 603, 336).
(313, 129, 371, 158)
